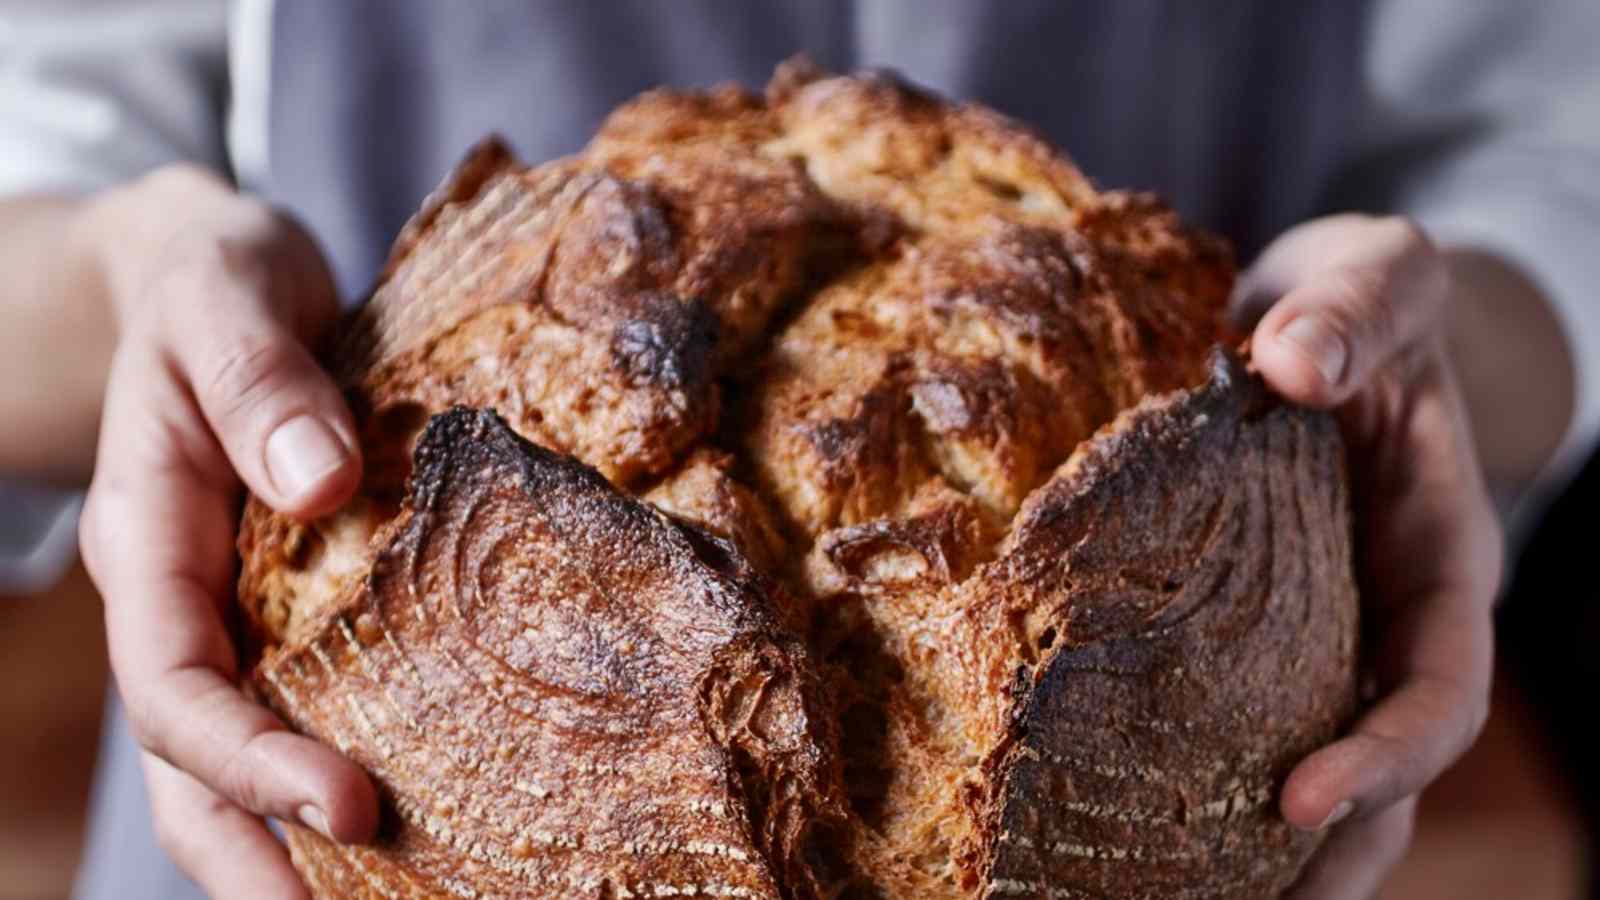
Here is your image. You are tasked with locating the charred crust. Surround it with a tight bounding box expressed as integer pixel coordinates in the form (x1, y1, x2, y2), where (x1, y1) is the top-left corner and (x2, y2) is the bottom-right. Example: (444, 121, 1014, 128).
(1205, 345, 1275, 419)
(609, 297, 721, 391)
(406, 406, 616, 515)
(982, 352, 1357, 897)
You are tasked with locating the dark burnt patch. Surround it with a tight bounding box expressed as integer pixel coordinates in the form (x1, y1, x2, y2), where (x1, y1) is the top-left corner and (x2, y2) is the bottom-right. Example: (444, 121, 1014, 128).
(609, 296, 721, 391)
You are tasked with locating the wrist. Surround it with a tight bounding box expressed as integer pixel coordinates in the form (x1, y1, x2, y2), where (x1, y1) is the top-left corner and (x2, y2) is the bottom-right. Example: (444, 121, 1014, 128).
(1441, 246, 1576, 510)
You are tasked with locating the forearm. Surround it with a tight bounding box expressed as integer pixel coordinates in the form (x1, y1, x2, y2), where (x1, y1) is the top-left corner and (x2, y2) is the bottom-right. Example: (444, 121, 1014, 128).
(0, 195, 117, 484)
(1441, 246, 1577, 512)
(0, 165, 252, 484)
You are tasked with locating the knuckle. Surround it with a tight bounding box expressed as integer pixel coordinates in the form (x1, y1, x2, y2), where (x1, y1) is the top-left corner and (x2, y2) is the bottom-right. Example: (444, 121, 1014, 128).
(76, 480, 135, 583)
(217, 756, 264, 814)
(1386, 802, 1418, 856)
(122, 696, 165, 757)
(1326, 267, 1399, 354)
(1320, 266, 1378, 312)
(1331, 211, 1380, 231)
(168, 234, 272, 300)
(1375, 214, 1433, 255)
(211, 232, 279, 287)
(1460, 695, 1491, 750)
(76, 496, 105, 579)
(1470, 514, 1507, 596)
(202, 335, 302, 424)
(141, 226, 278, 317)
(140, 161, 230, 196)
(1379, 215, 1451, 303)
(1363, 729, 1427, 785)
(214, 730, 273, 814)
(1351, 284, 1398, 346)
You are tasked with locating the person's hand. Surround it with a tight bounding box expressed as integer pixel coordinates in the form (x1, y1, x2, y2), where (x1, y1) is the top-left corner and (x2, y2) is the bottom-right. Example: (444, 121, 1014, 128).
(1233, 214, 1503, 899)
(77, 164, 378, 898)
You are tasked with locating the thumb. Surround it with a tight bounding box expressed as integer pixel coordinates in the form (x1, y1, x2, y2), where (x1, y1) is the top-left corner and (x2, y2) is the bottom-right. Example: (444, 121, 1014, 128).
(153, 223, 360, 518)
(1242, 215, 1449, 408)
(190, 327, 361, 517)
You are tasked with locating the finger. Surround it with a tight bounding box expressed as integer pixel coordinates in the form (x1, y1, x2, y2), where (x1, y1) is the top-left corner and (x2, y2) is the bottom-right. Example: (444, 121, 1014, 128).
(1282, 528, 1494, 829)
(91, 485, 380, 839)
(1344, 351, 1504, 601)
(1281, 661, 1486, 830)
(1283, 346, 1498, 829)
(1227, 214, 1395, 326)
(143, 752, 312, 900)
(149, 218, 360, 518)
(1241, 215, 1450, 407)
(84, 347, 378, 843)
(1285, 798, 1417, 900)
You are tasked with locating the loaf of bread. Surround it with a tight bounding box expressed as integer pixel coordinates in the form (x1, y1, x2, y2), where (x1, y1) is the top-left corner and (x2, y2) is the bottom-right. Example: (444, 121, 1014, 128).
(237, 59, 1360, 899)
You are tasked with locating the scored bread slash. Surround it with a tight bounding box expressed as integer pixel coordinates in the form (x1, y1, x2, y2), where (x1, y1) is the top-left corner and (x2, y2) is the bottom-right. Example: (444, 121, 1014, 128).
(254, 407, 845, 899)
(974, 348, 1358, 898)
(236, 57, 1359, 899)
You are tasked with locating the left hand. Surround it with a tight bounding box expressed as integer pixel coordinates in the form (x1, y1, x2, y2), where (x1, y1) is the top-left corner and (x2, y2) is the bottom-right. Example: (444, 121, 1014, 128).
(76, 165, 376, 899)
(1232, 214, 1504, 900)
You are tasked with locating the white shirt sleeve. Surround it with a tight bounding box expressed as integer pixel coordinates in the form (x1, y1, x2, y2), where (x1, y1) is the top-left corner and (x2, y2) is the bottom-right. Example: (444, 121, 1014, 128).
(0, 0, 226, 593)
(1354, 0, 1600, 531)
(0, 0, 228, 196)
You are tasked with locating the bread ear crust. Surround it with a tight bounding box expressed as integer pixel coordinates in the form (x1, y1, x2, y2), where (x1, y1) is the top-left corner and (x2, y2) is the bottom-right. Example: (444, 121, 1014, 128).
(974, 349, 1360, 898)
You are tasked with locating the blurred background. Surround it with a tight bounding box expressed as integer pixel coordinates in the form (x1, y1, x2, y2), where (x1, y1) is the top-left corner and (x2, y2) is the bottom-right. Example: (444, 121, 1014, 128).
(1, 562, 106, 900)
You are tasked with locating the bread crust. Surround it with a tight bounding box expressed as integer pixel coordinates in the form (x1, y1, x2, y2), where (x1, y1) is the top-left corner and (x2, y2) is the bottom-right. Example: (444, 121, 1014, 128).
(258, 408, 844, 898)
(237, 60, 1358, 898)
(977, 350, 1359, 898)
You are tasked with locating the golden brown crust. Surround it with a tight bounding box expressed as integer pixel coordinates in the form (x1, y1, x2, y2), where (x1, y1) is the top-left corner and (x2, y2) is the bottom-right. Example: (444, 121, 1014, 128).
(256, 409, 843, 899)
(236, 60, 1357, 898)
(643, 449, 790, 575)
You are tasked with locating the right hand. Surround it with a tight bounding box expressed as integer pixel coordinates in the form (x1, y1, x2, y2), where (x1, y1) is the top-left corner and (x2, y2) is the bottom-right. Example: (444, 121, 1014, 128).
(78, 164, 378, 898)
(1234, 215, 1502, 900)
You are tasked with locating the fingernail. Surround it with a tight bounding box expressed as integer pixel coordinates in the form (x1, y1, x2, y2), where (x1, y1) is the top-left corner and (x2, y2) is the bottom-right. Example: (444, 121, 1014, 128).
(1315, 800, 1354, 831)
(266, 416, 350, 501)
(1279, 317, 1347, 388)
(296, 803, 333, 839)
